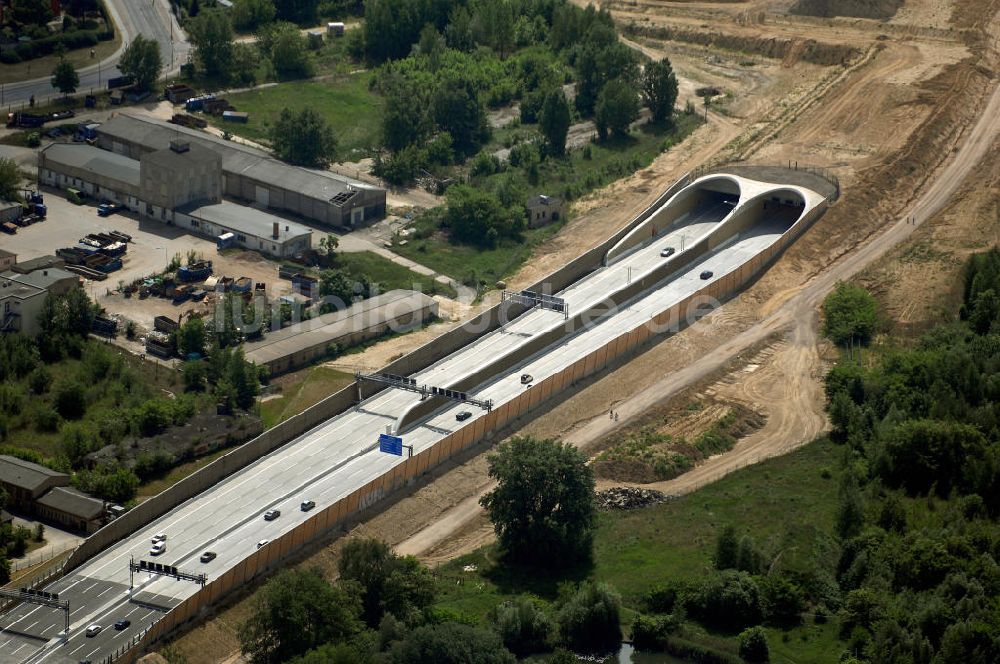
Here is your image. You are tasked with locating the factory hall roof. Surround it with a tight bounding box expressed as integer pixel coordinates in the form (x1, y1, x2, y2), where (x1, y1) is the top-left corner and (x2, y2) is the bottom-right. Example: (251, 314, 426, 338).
(180, 201, 313, 243)
(40, 143, 140, 188)
(98, 113, 380, 202)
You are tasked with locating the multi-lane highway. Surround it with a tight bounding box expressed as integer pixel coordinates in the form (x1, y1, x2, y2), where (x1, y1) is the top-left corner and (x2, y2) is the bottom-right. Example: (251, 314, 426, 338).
(1, 0, 189, 106)
(0, 175, 823, 663)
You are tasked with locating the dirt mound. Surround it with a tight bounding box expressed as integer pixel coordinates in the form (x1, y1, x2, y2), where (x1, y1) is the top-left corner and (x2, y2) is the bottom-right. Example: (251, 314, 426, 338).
(789, 0, 903, 20)
(596, 486, 668, 510)
(624, 24, 861, 66)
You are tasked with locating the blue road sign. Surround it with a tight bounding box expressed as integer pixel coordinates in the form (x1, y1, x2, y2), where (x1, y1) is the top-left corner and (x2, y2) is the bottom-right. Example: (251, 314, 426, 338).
(379, 433, 404, 456)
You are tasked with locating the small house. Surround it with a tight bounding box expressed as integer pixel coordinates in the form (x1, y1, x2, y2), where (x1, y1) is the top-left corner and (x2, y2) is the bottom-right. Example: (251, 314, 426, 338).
(526, 194, 565, 228)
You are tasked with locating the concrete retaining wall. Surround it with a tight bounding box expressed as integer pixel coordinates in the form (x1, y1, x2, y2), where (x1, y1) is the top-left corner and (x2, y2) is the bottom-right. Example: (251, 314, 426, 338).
(114, 186, 828, 663)
(63, 173, 696, 578)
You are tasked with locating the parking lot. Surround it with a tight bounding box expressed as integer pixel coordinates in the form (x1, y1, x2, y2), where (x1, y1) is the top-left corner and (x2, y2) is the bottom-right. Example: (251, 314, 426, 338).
(2, 189, 299, 329)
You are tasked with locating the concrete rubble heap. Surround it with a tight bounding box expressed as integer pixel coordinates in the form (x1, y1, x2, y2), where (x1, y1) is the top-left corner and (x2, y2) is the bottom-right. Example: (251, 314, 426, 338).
(595, 486, 668, 511)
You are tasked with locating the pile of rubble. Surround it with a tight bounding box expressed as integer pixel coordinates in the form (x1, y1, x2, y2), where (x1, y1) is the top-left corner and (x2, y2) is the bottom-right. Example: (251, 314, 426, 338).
(595, 486, 669, 511)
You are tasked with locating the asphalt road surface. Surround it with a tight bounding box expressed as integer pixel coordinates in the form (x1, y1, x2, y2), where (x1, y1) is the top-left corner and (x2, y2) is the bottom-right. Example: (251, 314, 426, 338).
(0, 176, 824, 664)
(2, 0, 189, 107)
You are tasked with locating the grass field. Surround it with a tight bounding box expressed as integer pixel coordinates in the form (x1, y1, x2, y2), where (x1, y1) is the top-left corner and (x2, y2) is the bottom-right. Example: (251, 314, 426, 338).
(392, 114, 704, 285)
(0, 31, 120, 87)
(393, 222, 565, 289)
(260, 366, 354, 428)
(208, 72, 382, 160)
(335, 251, 458, 299)
(429, 438, 844, 663)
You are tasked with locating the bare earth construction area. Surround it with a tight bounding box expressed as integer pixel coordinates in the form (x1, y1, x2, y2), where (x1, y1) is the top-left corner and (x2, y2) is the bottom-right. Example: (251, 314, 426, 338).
(2, 0, 999, 660)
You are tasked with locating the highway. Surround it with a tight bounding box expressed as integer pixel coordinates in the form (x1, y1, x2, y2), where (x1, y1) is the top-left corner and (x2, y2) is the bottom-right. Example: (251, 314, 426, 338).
(0, 175, 823, 664)
(1, 0, 189, 107)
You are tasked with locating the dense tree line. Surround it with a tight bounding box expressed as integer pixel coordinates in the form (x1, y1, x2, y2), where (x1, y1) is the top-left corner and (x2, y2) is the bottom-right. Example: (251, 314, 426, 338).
(815, 251, 1000, 662)
(0, 291, 257, 505)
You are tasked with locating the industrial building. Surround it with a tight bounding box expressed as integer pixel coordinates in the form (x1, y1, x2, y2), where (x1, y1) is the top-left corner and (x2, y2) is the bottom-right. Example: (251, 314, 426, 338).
(0, 249, 15, 272)
(39, 141, 313, 259)
(0, 456, 70, 511)
(1, 268, 82, 335)
(95, 112, 386, 228)
(35, 486, 107, 534)
(1, 274, 47, 336)
(244, 290, 439, 374)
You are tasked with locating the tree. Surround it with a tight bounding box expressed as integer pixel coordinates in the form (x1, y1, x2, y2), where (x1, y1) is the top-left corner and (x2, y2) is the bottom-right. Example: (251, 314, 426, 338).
(381, 77, 429, 152)
(823, 282, 878, 346)
(444, 185, 522, 249)
(270, 107, 338, 167)
(231, 0, 275, 31)
(275, 0, 318, 25)
(595, 79, 639, 140)
(738, 626, 770, 663)
(557, 583, 622, 653)
(288, 643, 374, 664)
(54, 380, 87, 420)
(714, 525, 739, 570)
(319, 234, 339, 257)
(836, 474, 866, 540)
(182, 360, 208, 392)
(0, 158, 21, 202)
(118, 35, 162, 92)
(538, 88, 571, 156)
(51, 59, 79, 96)
(687, 571, 763, 631)
(189, 9, 235, 79)
(230, 42, 260, 87)
(480, 436, 596, 566)
(878, 419, 987, 496)
(11, 0, 52, 25)
(263, 22, 312, 79)
(432, 77, 489, 156)
(319, 268, 356, 312)
(239, 568, 362, 664)
(642, 58, 679, 125)
(338, 537, 435, 627)
(177, 317, 206, 358)
(387, 622, 516, 664)
(492, 596, 553, 657)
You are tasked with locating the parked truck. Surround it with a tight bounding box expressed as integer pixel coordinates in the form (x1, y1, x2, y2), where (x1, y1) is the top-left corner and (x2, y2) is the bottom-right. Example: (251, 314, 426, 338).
(6, 112, 47, 128)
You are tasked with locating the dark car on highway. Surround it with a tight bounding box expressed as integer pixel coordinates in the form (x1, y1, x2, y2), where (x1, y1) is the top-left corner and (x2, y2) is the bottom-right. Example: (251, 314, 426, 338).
(660, 247, 675, 258)
(456, 411, 472, 421)
(700, 270, 713, 280)
(200, 551, 217, 563)
(114, 619, 130, 631)
(264, 509, 280, 521)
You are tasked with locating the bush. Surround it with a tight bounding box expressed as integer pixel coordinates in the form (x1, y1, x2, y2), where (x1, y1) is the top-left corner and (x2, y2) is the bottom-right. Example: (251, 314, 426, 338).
(54, 381, 87, 420)
(738, 627, 770, 663)
(759, 574, 805, 626)
(492, 597, 553, 657)
(134, 400, 172, 436)
(631, 613, 679, 651)
(35, 405, 62, 433)
(556, 583, 622, 654)
(28, 367, 52, 395)
(687, 571, 763, 631)
(26, 132, 41, 148)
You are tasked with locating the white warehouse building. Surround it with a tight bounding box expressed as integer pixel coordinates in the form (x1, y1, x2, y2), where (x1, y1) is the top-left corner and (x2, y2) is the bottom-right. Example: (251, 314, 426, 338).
(38, 142, 312, 259)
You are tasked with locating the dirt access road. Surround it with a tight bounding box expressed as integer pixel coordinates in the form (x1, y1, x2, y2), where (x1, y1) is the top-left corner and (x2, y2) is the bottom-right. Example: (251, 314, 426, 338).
(397, 2, 1000, 559)
(401, 66, 1000, 558)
